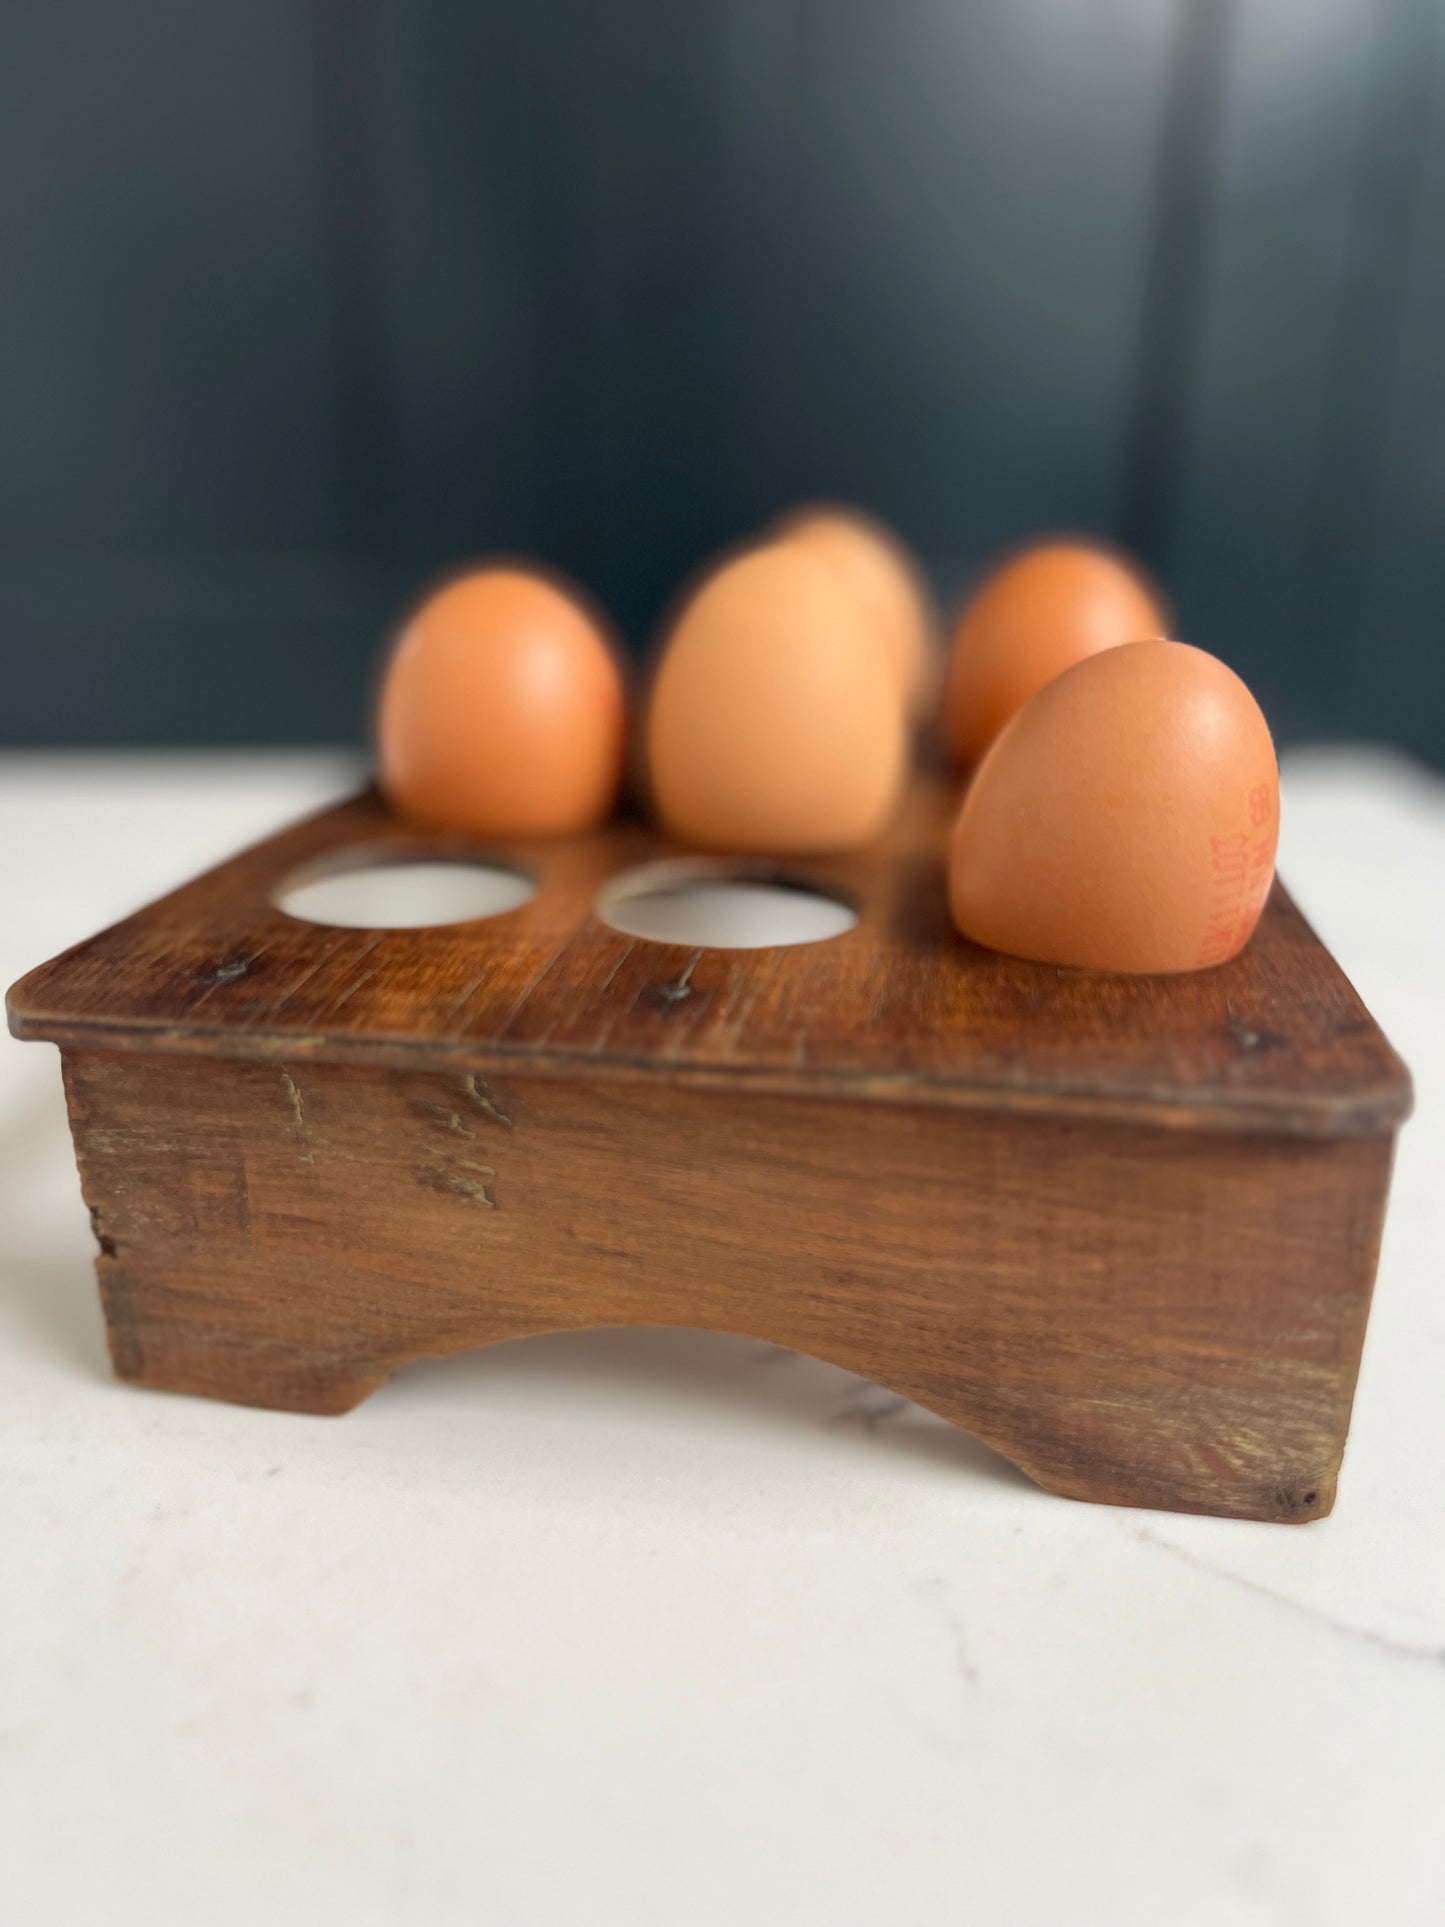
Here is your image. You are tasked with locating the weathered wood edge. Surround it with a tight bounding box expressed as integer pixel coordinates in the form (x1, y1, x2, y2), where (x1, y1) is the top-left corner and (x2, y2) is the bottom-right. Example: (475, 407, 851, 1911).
(6, 1000, 1413, 1138)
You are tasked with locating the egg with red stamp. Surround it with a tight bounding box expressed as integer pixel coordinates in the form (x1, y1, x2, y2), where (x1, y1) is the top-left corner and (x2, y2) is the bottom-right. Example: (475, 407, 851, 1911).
(948, 639, 1279, 974)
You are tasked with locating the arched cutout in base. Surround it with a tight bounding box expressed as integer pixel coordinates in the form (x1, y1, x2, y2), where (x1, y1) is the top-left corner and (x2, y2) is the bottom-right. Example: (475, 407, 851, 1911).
(65, 1046, 1361, 1528)
(362, 1325, 1033, 1491)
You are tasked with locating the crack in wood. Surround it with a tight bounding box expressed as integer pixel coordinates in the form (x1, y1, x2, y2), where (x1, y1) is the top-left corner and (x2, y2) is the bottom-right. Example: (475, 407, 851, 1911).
(328, 967, 380, 1015)
(435, 970, 490, 1028)
(594, 942, 636, 996)
(417, 1160, 497, 1209)
(412, 1099, 473, 1138)
(495, 943, 572, 1037)
(462, 1073, 514, 1130)
(87, 1203, 118, 1260)
(262, 936, 354, 1021)
(278, 1066, 314, 1164)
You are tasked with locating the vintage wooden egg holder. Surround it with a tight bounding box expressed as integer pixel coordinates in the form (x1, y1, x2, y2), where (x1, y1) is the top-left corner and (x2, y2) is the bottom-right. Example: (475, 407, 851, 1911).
(8, 775, 1410, 1522)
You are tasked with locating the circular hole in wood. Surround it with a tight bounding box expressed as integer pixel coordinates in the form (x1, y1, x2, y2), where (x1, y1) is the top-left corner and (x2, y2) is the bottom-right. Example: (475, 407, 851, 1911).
(595, 860, 857, 950)
(275, 853, 535, 929)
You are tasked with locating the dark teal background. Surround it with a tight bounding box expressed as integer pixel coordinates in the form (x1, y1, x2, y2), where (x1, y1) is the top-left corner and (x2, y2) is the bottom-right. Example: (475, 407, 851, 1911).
(2, 1, 1441, 759)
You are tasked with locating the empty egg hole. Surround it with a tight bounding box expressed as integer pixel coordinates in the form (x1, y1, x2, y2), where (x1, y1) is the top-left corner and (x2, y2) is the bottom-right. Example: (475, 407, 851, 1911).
(595, 860, 857, 950)
(274, 848, 536, 930)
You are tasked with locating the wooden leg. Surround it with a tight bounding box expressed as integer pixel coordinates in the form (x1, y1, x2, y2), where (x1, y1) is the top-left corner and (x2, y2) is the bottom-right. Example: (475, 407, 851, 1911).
(94, 1246, 391, 1415)
(1000, 1428, 1342, 1524)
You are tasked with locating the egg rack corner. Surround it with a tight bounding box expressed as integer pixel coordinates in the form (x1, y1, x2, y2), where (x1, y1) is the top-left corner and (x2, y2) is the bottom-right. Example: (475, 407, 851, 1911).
(7, 777, 1411, 1523)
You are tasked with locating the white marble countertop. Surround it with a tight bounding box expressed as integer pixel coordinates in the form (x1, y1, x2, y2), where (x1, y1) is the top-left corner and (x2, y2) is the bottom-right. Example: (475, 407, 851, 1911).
(3, 749, 1442, 1927)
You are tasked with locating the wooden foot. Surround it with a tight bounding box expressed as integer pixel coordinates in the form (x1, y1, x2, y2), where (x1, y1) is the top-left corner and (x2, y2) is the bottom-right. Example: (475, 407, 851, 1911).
(95, 1249, 392, 1417)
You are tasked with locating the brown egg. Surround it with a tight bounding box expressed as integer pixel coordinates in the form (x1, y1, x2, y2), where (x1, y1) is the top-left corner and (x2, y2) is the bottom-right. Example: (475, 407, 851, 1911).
(776, 504, 937, 722)
(647, 542, 907, 853)
(943, 539, 1168, 768)
(378, 567, 625, 839)
(949, 640, 1279, 974)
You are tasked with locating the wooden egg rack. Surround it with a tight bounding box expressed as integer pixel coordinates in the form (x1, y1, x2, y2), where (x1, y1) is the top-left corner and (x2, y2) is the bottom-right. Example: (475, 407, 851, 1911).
(8, 775, 1411, 1522)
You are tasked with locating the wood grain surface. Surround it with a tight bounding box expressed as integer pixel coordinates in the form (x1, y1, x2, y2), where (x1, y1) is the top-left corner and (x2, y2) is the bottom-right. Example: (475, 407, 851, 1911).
(63, 1048, 1394, 1521)
(8, 778, 1412, 1138)
(11, 779, 1411, 1519)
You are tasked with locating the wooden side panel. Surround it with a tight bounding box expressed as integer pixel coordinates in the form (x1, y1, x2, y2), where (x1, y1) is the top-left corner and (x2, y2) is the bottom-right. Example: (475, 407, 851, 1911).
(63, 1048, 1395, 1522)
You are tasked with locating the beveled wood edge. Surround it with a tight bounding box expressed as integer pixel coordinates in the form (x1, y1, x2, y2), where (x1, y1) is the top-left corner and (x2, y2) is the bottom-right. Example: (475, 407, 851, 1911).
(7, 1002, 1412, 1137)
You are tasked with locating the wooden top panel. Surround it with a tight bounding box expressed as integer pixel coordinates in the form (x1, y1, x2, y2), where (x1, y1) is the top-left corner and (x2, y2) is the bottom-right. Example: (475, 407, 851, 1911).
(8, 779, 1411, 1137)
